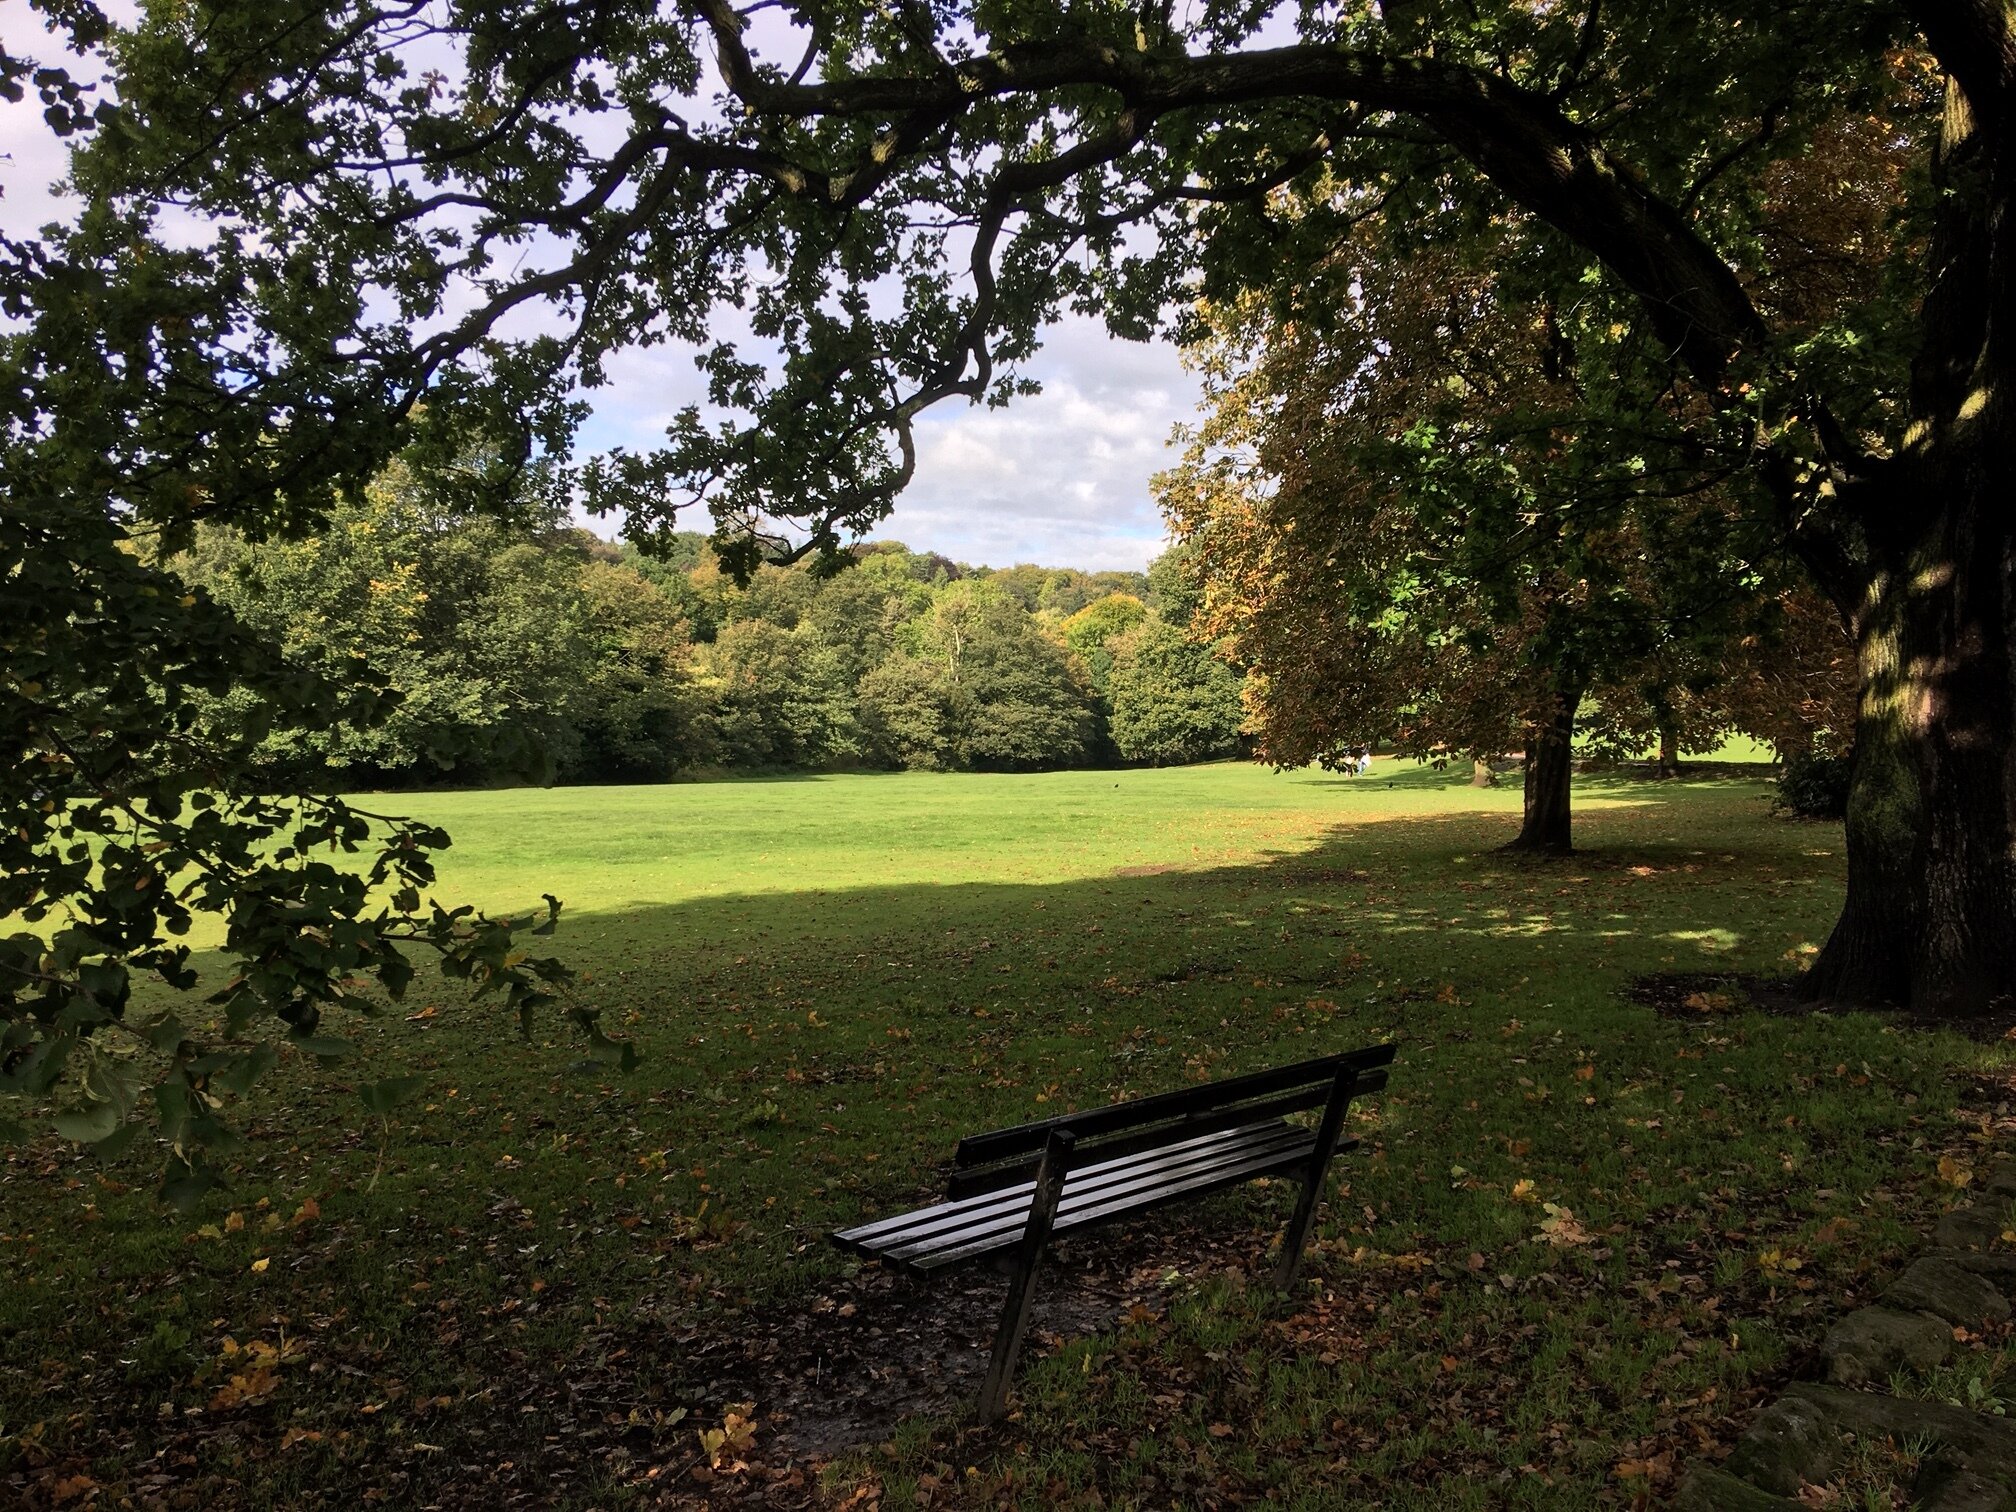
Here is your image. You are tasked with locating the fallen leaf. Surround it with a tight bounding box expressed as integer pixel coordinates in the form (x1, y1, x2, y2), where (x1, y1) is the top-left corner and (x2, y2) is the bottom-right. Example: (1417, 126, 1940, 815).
(1538, 1203, 1592, 1246)
(700, 1403, 758, 1468)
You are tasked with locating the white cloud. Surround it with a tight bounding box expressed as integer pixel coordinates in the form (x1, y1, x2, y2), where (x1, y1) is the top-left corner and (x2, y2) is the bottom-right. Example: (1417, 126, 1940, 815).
(0, 9, 88, 237)
(882, 323, 1200, 572)
(575, 312, 1202, 573)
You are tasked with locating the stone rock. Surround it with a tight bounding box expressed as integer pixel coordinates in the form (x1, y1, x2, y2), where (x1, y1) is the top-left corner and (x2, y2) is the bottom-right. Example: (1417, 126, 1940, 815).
(1936, 1206, 2007, 1251)
(1787, 1383, 2016, 1479)
(1982, 1159, 2016, 1200)
(1916, 1458, 2016, 1512)
(1924, 1249, 2016, 1286)
(1723, 1394, 1840, 1496)
(1820, 1305, 1953, 1386)
(1886, 1257, 2015, 1327)
(1671, 1466, 1804, 1510)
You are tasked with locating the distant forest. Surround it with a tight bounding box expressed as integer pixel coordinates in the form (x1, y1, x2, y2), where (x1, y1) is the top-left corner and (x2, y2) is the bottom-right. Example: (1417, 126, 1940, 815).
(171, 467, 1242, 790)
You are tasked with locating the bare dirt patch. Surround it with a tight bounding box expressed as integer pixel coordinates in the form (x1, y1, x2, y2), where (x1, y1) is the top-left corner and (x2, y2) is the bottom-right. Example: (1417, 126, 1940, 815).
(660, 1211, 1274, 1507)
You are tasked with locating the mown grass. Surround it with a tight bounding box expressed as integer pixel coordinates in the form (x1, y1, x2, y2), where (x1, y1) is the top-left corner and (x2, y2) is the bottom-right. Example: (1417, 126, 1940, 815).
(2, 759, 2007, 1509)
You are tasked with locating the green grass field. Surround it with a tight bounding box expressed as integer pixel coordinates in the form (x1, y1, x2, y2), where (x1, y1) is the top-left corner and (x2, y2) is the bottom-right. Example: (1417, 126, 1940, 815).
(3, 759, 2008, 1509)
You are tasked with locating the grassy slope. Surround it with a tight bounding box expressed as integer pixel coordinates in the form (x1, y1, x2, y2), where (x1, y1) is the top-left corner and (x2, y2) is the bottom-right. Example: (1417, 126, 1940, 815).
(1, 760, 2006, 1509)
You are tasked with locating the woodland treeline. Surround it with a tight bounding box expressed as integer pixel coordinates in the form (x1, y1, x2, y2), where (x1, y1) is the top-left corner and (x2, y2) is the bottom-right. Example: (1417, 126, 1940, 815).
(170, 469, 1242, 788)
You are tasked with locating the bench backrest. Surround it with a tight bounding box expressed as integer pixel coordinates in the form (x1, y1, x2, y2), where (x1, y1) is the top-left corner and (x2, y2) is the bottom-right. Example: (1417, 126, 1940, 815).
(947, 1043, 1394, 1198)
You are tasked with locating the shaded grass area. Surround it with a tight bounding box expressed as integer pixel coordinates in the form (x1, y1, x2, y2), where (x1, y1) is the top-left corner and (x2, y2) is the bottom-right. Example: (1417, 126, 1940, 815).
(1, 761, 2007, 1509)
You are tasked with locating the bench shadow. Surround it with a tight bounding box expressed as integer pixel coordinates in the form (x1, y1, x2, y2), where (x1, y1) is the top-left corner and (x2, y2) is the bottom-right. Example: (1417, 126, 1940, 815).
(677, 1209, 1261, 1459)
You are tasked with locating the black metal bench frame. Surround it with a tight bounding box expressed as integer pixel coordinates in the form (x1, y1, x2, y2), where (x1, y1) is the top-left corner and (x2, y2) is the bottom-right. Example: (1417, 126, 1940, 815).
(829, 1044, 1394, 1423)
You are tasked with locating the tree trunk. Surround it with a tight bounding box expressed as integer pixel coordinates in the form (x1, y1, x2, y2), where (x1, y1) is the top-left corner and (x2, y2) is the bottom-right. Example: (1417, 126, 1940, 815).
(1800, 78, 2016, 1017)
(1501, 688, 1577, 855)
(1470, 756, 1497, 788)
(1799, 496, 2016, 1014)
(1655, 725, 1681, 779)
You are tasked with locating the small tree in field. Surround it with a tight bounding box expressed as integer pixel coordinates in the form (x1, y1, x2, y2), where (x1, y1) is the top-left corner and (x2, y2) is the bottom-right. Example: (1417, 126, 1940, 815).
(1107, 620, 1246, 766)
(1160, 217, 1855, 850)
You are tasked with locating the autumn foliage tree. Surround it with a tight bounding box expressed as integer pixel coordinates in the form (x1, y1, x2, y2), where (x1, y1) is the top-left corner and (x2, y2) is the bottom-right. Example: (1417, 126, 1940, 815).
(1158, 214, 1853, 851)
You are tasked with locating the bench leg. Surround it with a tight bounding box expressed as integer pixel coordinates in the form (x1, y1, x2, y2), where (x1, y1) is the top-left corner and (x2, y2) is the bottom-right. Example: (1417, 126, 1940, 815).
(1272, 1071, 1358, 1292)
(976, 1127, 1074, 1425)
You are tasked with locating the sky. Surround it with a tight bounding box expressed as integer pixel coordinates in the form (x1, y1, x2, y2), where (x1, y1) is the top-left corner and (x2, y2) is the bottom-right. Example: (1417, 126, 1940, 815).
(0, 2, 1203, 574)
(581, 316, 1201, 573)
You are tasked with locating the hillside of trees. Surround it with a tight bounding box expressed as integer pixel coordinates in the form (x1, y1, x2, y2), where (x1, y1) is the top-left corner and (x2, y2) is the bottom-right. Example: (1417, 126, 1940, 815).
(169, 468, 1242, 789)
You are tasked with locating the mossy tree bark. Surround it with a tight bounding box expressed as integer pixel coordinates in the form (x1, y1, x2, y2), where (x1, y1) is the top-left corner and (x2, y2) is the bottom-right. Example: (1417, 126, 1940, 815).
(1801, 76, 2016, 1016)
(1804, 527, 2016, 1013)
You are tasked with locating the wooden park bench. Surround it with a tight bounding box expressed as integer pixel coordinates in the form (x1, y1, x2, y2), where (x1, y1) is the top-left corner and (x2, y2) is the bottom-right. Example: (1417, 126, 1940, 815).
(829, 1044, 1395, 1423)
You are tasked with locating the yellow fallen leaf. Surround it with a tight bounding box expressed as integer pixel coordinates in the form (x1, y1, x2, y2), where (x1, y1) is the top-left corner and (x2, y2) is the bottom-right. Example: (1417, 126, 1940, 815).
(700, 1402, 759, 1468)
(250, 1257, 270, 1274)
(1538, 1203, 1592, 1246)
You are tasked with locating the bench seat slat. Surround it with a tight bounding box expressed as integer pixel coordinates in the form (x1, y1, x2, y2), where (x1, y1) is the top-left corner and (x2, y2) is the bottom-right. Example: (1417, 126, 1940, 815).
(836, 1118, 1301, 1249)
(840, 1124, 1357, 1275)
(894, 1130, 1314, 1270)
(953, 1044, 1395, 1169)
(946, 1068, 1388, 1199)
(878, 1125, 1313, 1265)
(917, 1134, 1337, 1273)
(947, 1086, 1329, 1199)
(835, 1119, 1301, 1253)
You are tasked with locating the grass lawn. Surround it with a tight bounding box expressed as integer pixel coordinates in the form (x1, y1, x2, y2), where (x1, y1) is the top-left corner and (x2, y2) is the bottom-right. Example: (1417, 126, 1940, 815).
(3, 759, 2011, 1510)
